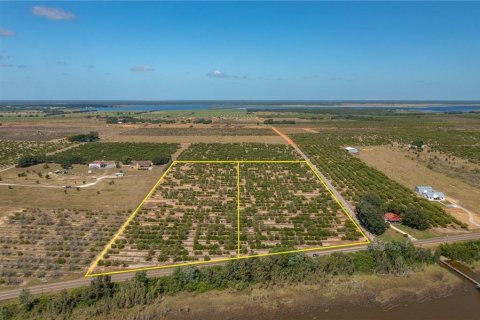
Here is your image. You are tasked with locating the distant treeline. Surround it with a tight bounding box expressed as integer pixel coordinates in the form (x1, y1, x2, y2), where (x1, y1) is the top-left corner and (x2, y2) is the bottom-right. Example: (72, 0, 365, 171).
(67, 132, 100, 142)
(17, 142, 178, 169)
(105, 116, 175, 124)
(263, 119, 296, 124)
(0, 240, 438, 319)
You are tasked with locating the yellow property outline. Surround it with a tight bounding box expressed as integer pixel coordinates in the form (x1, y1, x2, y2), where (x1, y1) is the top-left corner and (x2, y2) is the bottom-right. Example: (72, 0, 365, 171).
(85, 160, 370, 277)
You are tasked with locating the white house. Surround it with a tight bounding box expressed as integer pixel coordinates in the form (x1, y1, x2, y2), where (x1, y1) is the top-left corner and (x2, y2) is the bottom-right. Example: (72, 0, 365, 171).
(88, 161, 117, 169)
(424, 191, 445, 201)
(345, 147, 359, 154)
(415, 186, 433, 194)
(415, 186, 445, 201)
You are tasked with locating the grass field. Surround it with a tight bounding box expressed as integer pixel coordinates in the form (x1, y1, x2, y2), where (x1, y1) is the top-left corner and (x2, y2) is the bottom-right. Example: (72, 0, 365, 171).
(358, 145, 480, 217)
(0, 165, 168, 211)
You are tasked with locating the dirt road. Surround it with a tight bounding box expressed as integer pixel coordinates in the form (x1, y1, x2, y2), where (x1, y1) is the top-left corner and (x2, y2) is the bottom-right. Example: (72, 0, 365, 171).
(270, 126, 374, 241)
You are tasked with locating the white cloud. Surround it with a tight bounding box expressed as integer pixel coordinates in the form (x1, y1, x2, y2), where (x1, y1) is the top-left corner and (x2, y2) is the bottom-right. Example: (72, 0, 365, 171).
(130, 65, 155, 72)
(0, 28, 15, 37)
(0, 63, 12, 68)
(0, 54, 12, 60)
(207, 70, 246, 79)
(32, 6, 76, 20)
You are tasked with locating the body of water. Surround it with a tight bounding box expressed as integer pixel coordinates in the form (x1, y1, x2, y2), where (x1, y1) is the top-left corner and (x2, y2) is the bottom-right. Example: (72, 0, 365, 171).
(294, 264, 480, 320)
(83, 104, 480, 114)
(86, 104, 214, 112)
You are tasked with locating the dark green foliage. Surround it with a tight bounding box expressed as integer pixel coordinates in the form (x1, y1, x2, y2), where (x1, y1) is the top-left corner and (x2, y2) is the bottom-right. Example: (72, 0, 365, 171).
(356, 194, 387, 235)
(293, 133, 464, 229)
(178, 143, 300, 161)
(106, 116, 175, 124)
(438, 240, 480, 263)
(5, 239, 447, 319)
(263, 118, 274, 124)
(151, 155, 171, 165)
(86, 276, 115, 303)
(17, 155, 46, 167)
(411, 140, 424, 149)
(19, 289, 33, 311)
(52, 142, 179, 163)
(193, 118, 212, 124)
(263, 119, 295, 124)
(401, 207, 430, 230)
(67, 132, 99, 143)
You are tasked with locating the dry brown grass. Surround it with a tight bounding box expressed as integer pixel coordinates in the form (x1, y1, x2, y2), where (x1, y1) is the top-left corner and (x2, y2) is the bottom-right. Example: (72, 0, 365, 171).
(358, 146, 480, 218)
(0, 164, 168, 211)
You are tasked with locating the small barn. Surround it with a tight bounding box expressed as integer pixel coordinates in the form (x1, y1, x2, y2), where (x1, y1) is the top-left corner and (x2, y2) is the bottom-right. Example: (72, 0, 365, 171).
(415, 186, 433, 194)
(88, 161, 116, 169)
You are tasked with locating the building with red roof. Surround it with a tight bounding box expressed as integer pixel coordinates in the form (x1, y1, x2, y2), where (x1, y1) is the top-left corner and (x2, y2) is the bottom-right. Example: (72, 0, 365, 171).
(384, 212, 401, 223)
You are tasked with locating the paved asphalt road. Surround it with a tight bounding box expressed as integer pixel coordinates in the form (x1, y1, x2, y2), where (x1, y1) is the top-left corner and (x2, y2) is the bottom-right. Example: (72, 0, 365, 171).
(1, 232, 480, 302)
(270, 126, 374, 241)
(0, 244, 367, 302)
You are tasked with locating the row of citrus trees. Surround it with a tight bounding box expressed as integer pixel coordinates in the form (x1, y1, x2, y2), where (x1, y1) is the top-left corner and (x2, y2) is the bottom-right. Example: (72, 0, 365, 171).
(292, 133, 465, 231)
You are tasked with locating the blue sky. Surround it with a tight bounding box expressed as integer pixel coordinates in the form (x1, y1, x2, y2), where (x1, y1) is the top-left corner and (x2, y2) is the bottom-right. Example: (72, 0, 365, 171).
(0, 1, 479, 100)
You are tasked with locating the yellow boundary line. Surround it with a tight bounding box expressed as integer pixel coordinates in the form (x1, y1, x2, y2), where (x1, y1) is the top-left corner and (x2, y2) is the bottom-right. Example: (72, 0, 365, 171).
(236, 161, 241, 257)
(85, 161, 175, 276)
(304, 161, 370, 242)
(85, 160, 369, 277)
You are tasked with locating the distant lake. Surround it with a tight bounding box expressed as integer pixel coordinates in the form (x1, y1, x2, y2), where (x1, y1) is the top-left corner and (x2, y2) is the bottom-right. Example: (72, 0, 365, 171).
(409, 105, 480, 113)
(83, 104, 480, 114)
(85, 105, 214, 112)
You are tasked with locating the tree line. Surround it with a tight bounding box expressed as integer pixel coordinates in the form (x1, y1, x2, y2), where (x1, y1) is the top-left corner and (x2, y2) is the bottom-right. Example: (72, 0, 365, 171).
(356, 194, 430, 235)
(0, 240, 440, 319)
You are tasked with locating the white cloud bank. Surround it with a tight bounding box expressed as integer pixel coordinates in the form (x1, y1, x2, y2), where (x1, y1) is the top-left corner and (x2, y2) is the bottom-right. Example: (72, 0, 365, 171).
(130, 65, 155, 72)
(207, 70, 246, 79)
(0, 28, 15, 37)
(32, 6, 76, 20)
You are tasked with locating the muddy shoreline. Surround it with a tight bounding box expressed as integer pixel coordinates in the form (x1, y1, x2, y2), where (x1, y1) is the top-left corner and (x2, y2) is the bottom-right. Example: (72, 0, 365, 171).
(89, 265, 480, 320)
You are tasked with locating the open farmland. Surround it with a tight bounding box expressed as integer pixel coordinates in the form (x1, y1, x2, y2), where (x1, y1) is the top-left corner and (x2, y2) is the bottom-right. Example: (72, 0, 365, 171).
(0, 207, 130, 287)
(121, 127, 275, 136)
(292, 133, 465, 231)
(178, 143, 301, 161)
(0, 165, 170, 211)
(89, 160, 367, 275)
(358, 145, 480, 218)
(239, 162, 366, 255)
(52, 142, 179, 164)
(93, 162, 238, 273)
(0, 140, 71, 168)
(140, 108, 254, 119)
(0, 126, 84, 141)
